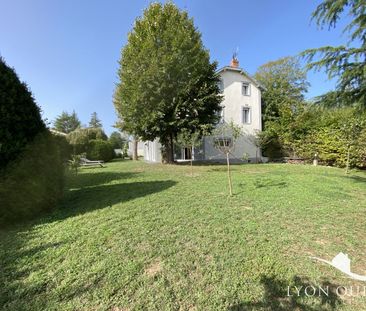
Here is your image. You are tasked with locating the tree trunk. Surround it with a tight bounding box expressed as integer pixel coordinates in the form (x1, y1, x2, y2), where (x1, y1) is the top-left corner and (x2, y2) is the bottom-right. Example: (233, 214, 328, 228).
(346, 145, 351, 174)
(162, 133, 175, 164)
(132, 138, 138, 161)
(226, 152, 233, 196)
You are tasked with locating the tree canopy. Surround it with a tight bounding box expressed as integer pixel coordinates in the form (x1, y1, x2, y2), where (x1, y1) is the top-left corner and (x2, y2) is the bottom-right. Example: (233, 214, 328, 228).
(89, 112, 102, 128)
(254, 56, 309, 158)
(255, 56, 309, 123)
(109, 131, 126, 149)
(114, 2, 222, 163)
(302, 0, 366, 106)
(53, 111, 81, 134)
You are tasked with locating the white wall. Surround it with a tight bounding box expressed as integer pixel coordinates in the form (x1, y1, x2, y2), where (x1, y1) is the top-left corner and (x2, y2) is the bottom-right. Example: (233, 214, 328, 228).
(144, 139, 162, 163)
(204, 68, 262, 161)
(219, 69, 262, 134)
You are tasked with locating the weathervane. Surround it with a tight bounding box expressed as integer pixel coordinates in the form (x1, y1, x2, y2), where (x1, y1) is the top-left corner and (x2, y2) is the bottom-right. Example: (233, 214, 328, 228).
(232, 47, 239, 61)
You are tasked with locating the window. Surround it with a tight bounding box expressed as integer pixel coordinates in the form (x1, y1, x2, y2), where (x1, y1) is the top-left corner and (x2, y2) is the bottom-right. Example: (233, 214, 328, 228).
(242, 107, 251, 124)
(242, 82, 250, 96)
(218, 79, 224, 93)
(214, 137, 232, 148)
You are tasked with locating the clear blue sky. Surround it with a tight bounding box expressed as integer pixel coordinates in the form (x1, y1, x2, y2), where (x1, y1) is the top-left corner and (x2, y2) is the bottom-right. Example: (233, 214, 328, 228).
(0, 0, 350, 134)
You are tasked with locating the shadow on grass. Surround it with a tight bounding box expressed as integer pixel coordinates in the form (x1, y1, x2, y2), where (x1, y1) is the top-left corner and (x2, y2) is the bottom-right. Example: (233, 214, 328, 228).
(54, 180, 177, 222)
(66, 171, 140, 189)
(253, 179, 287, 189)
(0, 178, 176, 310)
(228, 275, 342, 311)
(343, 175, 366, 184)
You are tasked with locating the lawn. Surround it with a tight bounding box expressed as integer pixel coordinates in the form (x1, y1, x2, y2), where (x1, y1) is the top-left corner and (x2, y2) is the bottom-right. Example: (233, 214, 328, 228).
(1, 160, 366, 310)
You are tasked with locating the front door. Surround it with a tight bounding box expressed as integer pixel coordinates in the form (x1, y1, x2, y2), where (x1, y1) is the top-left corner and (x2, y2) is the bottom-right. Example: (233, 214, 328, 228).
(184, 147, 192, 160)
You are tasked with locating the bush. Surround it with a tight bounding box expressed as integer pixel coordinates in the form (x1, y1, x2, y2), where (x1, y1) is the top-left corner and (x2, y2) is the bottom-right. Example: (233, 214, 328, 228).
(0, 58, 46, 169)
(87, 139, 115, 162)
(53, 133, 72, 162)
(291, 107, 366, 168)
(67, 127, 108, 154)
(0, 132, 64, 224)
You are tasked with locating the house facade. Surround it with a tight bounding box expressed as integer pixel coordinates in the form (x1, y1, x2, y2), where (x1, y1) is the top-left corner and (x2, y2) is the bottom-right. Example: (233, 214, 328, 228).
(142, 57, 263, 163)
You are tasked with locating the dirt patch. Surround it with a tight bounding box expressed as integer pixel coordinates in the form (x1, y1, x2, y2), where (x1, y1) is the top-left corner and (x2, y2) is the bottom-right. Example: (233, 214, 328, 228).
(144, 260, 163, 277)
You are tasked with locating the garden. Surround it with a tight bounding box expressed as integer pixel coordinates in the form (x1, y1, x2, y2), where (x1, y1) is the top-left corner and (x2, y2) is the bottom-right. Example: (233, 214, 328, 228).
(1, 160, 365, 310)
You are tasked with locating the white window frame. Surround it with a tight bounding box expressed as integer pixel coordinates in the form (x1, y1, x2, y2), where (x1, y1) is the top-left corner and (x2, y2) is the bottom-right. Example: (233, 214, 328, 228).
(214, 137, 232, 148)
(242, 82, 250, 96)
(242, 106, 251, 124)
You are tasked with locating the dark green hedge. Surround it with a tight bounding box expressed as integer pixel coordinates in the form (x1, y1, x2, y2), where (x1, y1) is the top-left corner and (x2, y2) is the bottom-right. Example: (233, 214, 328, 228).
(87, 139, 115, 162)
(0, 130, 64, 224)
(0, 58, 45, 169)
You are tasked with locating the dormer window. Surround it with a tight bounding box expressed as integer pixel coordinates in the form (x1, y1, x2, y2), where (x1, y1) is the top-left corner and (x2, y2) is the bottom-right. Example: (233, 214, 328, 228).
(242, 82, 250, 96)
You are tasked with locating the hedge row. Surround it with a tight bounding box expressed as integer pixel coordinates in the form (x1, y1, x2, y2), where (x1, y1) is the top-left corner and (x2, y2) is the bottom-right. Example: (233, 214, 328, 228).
(0, 132, 64, 223)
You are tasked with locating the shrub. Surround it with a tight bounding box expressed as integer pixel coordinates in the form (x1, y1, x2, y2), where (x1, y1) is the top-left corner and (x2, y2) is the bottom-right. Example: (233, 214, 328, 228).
(87, 139, 115, 162)
(0, 132, 64, 224)
(291, 107, 366, 168)
(67, 127, 108, 154)
(53, 133, 72, 162)
(0, 58, 45, 169)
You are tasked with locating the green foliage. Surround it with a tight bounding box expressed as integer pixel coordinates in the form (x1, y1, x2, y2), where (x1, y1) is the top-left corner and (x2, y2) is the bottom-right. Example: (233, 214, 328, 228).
(213, 121, 243, 154)
(109, 131, 126, 149)
(67, 127, 108, 154)
(114, 2, 222, 163)
(302, 0, 366, 105)
(0, 132, 64, 223)
(289, 106, 366, 168)
(52, 133, 72, 162)
(68, 154, 82, 173)
(53, 111, 81, 134)
(254, 56, 309, 159)
(255, 56, 309, 123)
(176, 127, 209, 150)
(89, 112, 102, 128)
(87, 139, 115, 162)
(0, 57, 46, 169)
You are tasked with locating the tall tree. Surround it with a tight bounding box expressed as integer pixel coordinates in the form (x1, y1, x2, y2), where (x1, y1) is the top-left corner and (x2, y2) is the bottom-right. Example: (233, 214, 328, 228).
(114, 2, 222, 163)
(254, 57, 309, 158)
(302, 0, 366, 106)
(89, 112, 102, 128)
(109, 131, 126, 149)
(53, 111, 81, 134)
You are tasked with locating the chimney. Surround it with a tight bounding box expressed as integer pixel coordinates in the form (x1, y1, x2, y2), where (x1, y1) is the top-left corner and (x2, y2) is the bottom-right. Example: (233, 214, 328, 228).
(230, 54, 239, 68)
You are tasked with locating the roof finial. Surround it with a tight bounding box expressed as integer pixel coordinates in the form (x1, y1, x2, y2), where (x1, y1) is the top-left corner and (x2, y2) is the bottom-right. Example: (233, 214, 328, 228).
(230, 48, 239, 68)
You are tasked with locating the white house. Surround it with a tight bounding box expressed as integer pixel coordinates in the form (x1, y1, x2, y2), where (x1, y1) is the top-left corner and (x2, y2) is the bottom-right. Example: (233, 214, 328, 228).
(142, 57, 263, 163)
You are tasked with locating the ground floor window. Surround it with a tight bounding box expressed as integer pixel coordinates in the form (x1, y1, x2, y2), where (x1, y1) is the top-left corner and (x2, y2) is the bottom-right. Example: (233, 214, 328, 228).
(214, 137, 232, 148)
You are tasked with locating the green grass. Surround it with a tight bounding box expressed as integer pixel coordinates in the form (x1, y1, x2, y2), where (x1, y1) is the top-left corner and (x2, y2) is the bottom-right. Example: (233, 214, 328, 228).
(1, 160, 366, 310)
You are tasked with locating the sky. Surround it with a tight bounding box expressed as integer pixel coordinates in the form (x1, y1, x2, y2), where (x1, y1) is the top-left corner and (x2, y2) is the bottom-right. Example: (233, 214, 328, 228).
(0, 0, 351, 135)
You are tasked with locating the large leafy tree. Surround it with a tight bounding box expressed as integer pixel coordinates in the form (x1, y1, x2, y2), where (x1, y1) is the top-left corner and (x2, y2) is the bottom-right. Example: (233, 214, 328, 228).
(109, 131, 126, 149)
(114, 2, 222, 163)
(303, 0, 366, 106)
(53, 111, 81, 134)
(89, 112, 102, 128)
(0, 57, 46, 169)
(254, 56, 309, 158)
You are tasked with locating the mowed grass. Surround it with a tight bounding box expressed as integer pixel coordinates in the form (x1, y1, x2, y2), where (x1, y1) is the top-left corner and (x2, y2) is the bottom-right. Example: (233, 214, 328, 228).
(1, 160, 366, 310)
